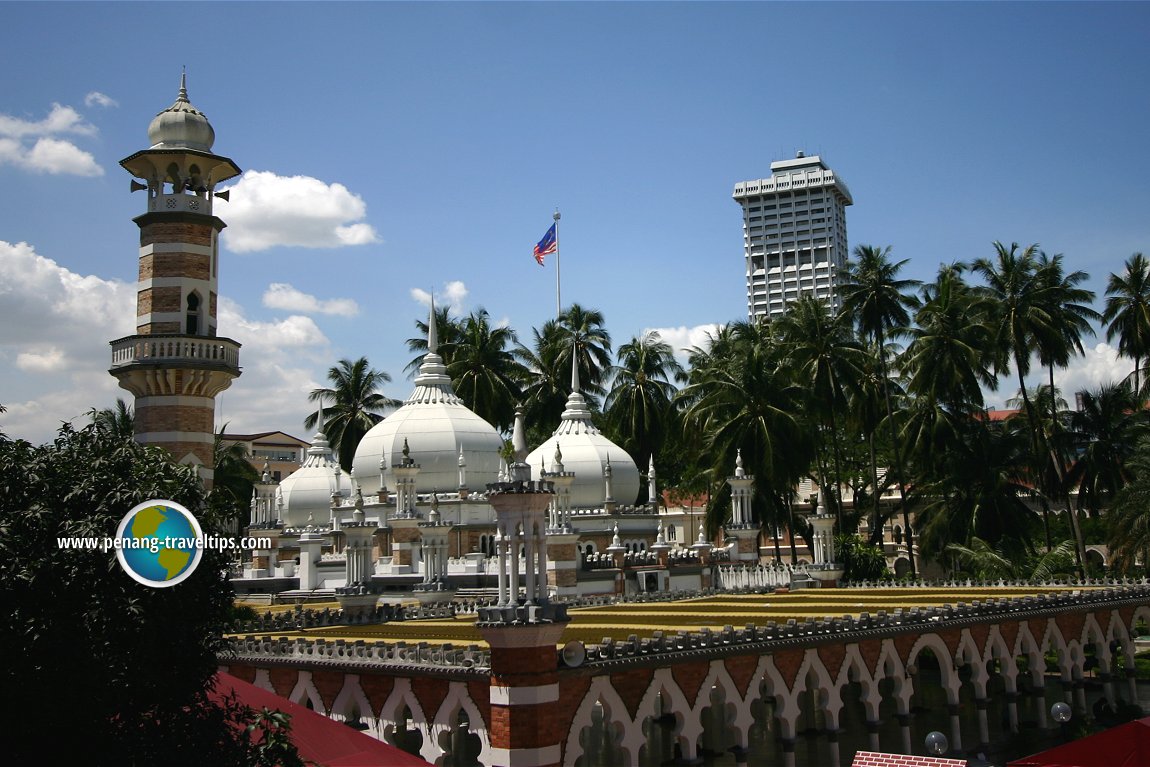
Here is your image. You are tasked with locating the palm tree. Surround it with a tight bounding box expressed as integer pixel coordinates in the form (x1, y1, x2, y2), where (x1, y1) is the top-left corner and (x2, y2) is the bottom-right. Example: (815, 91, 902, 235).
(1103, 253, 1150, 394)
(1031, 251, 1098, 557)
(681, 320, 812, 540)
(774, 294, 867, 527)
(208, 426, 260, 532)
(604, 331, 686, 476)
(1067, 381, 1147, 516)
(304, 357, 399, 472)
(1106, 436, 1150, 574)
(88, 398, 134, 440)
(912, 417, 1036, 562)
(513, 319, 571, 442)
(840, 245, 920, 569)
(552, 303, 613, 403)
(971, 242, 1063, 450)
(448, 309, 525, 433)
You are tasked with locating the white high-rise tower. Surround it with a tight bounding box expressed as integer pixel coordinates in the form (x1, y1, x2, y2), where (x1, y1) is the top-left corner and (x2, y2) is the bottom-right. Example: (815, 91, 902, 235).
(732, 152, 853, 320)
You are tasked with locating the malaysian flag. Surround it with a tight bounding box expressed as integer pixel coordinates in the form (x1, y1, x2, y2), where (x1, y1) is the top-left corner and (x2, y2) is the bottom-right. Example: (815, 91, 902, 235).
(533, 223, 557, 266)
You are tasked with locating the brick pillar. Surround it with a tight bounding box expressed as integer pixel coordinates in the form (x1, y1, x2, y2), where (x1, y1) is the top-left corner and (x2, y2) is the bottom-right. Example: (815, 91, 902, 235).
(478, 621, 567, 767)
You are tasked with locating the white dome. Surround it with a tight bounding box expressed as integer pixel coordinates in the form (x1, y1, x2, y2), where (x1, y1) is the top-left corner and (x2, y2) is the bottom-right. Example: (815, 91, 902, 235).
(352, 309, 503, 495)
(279, 430, 352, 529)
(148, 74, 215, 152)
(525, 359, 639, 508)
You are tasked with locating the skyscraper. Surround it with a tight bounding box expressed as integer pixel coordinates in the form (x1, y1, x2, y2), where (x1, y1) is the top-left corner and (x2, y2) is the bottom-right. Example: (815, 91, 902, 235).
(732, 152, 853, 320)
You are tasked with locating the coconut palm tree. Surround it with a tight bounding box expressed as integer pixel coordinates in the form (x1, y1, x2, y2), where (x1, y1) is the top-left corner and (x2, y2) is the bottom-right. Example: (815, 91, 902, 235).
(681, 320, 812, 539)
(774, 294, 867, 527)
(513, 319, 571, 442)
(551, 303, 613, 403)
(88, 398, 135, 440)
(1106, 436, 1150, 574)
(1066, 381, 1147, 516)
(208, 426, 260, 532)
(1103, 253, 1150, 394)
(604, 331, 686, 476)
(448, 309, 525, 433)
(840, 245, 920, 568)
(901, 264, 997, 500)
(304, 357, 399, 472)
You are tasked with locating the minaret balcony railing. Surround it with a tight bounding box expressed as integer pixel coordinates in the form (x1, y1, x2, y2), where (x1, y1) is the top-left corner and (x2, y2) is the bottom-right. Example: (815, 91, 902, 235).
(110, 334, 241, 372)
(148, 191, 215, 215)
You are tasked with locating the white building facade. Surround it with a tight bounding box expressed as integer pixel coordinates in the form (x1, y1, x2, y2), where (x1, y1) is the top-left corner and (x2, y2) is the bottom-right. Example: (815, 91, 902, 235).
(732, 152, 853, 320)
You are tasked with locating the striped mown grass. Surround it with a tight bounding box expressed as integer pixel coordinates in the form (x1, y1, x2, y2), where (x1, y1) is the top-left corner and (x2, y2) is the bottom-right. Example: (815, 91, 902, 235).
(231, 585, 1090, 649)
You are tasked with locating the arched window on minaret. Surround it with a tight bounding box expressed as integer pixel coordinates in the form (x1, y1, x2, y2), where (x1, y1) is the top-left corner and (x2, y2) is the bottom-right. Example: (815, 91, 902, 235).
(186, 291, 202, 335)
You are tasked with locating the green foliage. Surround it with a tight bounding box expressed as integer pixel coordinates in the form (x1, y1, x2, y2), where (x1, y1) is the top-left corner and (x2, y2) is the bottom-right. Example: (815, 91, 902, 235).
(0, 423, 302, 765)
(305, 357, 398, 472)
(836, 533, 889, 581)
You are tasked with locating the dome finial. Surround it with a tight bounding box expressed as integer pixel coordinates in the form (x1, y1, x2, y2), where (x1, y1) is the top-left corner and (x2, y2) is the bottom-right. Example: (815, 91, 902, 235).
(570, 341, 581, 393)
(178, 67, 188, 102)
(427, 293, 438, 354)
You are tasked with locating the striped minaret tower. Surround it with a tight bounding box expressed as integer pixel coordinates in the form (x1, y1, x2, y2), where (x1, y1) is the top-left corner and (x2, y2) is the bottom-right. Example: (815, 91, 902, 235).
(109, 74, 242, 488)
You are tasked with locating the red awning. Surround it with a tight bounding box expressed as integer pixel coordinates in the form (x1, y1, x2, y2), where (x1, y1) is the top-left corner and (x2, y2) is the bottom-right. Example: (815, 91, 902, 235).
(212, 672, 433, 767)
(1007, 716, 1150, 767)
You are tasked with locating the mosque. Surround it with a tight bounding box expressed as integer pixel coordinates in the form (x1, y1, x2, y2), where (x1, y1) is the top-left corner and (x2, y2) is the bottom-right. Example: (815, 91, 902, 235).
(108, 76, 830, 608)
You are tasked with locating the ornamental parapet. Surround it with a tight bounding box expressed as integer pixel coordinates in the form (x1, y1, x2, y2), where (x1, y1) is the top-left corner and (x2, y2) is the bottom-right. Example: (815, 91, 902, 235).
(110, 333, 241, 372)
(575, 583, 1150, 670)
(226, 635, 490, 674)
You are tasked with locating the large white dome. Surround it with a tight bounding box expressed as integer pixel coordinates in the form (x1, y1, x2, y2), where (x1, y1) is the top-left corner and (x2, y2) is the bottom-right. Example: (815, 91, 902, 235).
(279, 430, 352, 529)
(352, 310, 503, 495)
(525, 359, 639, 508)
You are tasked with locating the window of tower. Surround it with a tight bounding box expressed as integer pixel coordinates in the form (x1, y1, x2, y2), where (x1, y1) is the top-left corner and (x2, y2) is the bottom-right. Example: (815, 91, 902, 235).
(186, 292, 202, 336)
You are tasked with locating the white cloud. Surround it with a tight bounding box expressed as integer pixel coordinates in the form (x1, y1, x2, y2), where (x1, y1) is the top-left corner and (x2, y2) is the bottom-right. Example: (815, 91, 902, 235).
(16, 347, 66, 373)
(84, 92, 118, 109)
(262, 283, 359, 317)
(1054, 342, 1134, 396)
(219, 170, 380, 253)
(219, 297, 329, 348)
(645, 323, 722, 368)
(0, 103, 102, 176)
(0, 103, 96, 139)
(410, 280, 469, 314)
(22, 137, 102, 176)
(0, 240, 339, 444)
(0, 240, 135, 441)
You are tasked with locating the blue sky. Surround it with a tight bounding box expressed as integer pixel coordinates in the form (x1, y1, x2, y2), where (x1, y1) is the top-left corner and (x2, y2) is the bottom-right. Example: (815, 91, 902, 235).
(2, 2, 1149, 444)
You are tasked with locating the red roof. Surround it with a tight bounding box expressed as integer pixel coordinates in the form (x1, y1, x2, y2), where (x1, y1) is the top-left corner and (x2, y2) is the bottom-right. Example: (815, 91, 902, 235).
(212, 673, 433, 766)
(1007, 716, 1150, 767)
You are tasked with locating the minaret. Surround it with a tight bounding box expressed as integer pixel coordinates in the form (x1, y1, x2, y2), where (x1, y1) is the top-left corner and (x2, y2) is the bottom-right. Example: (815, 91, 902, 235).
(109, 74, 242, 487)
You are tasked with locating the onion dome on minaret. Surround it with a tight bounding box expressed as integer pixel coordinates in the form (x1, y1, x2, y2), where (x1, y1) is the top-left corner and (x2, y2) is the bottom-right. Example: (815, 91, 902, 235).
(526, 346, 640, 508)
(352, 297, 504, 494)
(147, 71, 215, 151)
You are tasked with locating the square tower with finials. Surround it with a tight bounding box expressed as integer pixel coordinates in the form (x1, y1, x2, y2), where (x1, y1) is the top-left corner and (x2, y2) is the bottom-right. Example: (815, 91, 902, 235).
(109, 75, 242, 488)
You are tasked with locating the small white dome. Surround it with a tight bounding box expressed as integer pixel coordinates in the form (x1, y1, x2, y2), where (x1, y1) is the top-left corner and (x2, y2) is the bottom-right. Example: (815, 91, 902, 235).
(525, 355, 639, 507)
(148, 73, 215, 152)
(352, 305, 503, 494)
(279, 429, 351, 529)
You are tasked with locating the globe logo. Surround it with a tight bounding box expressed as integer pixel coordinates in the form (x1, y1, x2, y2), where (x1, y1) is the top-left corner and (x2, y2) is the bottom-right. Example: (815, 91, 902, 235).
(114, 500, 203, 587)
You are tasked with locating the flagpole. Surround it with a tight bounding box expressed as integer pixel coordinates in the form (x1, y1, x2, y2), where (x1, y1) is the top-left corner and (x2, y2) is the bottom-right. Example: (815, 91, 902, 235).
(553, 208, 562, 318)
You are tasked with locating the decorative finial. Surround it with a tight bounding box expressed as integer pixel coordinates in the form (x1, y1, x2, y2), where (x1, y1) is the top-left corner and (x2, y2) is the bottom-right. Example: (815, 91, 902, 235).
(570, 342, 581, 393)
(458, 444, 466, 467)
(512, 404, 528, 464)
(427, 293, 438, 354)
(735, 448, 745, 478)
(402, 438, 411, 463)
(179, 68, 188, 101)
